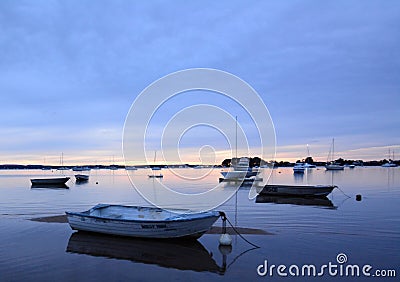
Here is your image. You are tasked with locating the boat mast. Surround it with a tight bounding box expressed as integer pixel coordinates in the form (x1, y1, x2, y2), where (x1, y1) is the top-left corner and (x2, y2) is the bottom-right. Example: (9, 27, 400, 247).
(235, 116, 238, 164)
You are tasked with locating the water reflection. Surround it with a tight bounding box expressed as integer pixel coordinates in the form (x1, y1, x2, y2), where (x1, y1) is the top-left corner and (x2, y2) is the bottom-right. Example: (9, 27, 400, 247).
(31, 183, 69, 189)
(293, 172, 304, 182)
(75, 179, 89, 185)
(66, 232, 226, 274)
(255, 194, 336, 209)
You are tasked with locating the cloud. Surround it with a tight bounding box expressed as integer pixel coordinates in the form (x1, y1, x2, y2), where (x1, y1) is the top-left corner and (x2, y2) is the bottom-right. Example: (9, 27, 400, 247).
(0, 1, 399, 164)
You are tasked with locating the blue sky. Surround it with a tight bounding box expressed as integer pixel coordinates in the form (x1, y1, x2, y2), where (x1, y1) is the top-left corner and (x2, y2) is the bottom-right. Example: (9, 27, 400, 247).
(0, 0, 399, 165)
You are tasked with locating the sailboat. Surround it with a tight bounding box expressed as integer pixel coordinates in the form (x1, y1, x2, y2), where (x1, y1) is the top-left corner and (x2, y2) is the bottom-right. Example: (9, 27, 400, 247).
(325, 138, 344, 170)
(382, 148, 398, 167)
(57, 153, 69, 170)
(148, 151, 163, 178)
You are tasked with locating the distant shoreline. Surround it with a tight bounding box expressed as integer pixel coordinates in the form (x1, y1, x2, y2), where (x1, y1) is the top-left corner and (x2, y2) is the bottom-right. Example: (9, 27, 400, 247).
(0, 159, 398, 170)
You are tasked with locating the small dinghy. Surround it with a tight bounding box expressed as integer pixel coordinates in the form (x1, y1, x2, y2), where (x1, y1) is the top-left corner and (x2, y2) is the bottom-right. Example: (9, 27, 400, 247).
(66, 204, 222, 239)
(75, 174, 89, 182)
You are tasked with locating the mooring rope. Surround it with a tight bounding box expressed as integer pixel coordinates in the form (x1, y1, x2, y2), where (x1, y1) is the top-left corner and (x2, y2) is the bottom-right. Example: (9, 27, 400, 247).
(220, 212, 260, 248)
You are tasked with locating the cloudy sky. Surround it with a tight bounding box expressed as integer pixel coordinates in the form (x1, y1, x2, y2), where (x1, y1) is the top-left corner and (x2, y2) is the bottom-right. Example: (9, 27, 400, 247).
(0, 0, 399, 165)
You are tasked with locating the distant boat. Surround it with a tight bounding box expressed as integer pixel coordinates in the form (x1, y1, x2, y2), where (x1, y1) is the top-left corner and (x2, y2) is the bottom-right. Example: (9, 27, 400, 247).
(259, 184, 336, 197)
(31, 177, 70, 186)
(57, 153, 69, 170)
(325, 138, 344, 170)
(57, 167, 70, 171)
(293, 163, 306, 173)
(109, 165, 119, 170)
(381, 148, 398, 167)
(66, 204, 221, 239)
(72, 166, 91, 171)
(303, 163, 316, 168)
(75, 174, 89, 182)
(148, 174, 163, 178)
(149, 151, 163, 177)
(125, 166, 138, 170)
(220, 157, 257, 179)
(219, 176, 263, 187)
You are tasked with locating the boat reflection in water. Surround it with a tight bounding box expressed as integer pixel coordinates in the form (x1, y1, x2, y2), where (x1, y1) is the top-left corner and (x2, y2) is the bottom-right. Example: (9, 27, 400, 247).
(255, 194, 336, 209)
(66, 232, 226, 274)
(31, 183, 69, 189)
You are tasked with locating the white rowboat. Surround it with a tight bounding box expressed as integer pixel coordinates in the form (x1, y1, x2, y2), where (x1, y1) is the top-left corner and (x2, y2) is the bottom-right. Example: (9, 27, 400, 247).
(66, 204, 221, 239)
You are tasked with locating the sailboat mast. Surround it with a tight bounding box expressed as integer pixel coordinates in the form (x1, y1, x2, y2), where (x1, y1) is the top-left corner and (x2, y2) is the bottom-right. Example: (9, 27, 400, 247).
(235, 116, 238, 161)
(332, 138, 335, 162)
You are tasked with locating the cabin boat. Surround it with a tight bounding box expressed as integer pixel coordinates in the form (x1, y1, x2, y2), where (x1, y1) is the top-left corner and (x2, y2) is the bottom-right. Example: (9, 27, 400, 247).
(293, 163, 306, 173)
(66, 204, 221, 239)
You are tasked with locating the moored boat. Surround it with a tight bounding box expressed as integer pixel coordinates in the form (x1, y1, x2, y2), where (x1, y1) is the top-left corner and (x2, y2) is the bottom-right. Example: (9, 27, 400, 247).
(325, 138, 344, 170)
(293, 163, 306, 173)
(148, 174, 163, 178)
(325, 164, 345, 170)
(66, 204, 222, 239)
(259, 184, 336, 197)
(75, 174, 89, 181)
(30, 177, 70, 185)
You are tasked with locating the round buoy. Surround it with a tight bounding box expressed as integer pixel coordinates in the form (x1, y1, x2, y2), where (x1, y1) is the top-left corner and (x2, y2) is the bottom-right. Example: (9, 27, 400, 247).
(356, 194, 362, 201)
(219, 233, 232, 246)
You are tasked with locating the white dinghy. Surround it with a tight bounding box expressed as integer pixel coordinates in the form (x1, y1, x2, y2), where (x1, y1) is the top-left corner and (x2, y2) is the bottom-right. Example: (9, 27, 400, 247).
(66, 204, 222, 239)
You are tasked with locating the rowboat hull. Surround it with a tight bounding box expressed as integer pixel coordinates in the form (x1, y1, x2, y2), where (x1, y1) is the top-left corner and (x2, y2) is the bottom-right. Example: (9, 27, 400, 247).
(30, 177, 70, 185)
(260, 185, 336, 197)
(66, 204, 220, 239)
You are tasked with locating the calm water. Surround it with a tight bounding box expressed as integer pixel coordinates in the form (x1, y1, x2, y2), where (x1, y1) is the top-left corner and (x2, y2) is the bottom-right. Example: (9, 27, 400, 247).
(0, 167, 399, 281)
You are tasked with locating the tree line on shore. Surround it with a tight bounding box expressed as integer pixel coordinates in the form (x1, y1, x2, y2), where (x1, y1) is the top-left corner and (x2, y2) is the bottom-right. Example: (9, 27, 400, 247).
(221, 157, 399, 167)
(0, 156, 399, 169)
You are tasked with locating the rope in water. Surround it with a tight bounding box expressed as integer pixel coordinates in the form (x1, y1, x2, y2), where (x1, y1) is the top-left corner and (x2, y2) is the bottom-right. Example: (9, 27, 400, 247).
(335, 185, 351, 198)
(220, 212, 260, 248)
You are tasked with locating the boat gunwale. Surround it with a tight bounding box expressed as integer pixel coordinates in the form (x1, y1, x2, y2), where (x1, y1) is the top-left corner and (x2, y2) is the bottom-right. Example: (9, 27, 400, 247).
(66, 204, 221, 224)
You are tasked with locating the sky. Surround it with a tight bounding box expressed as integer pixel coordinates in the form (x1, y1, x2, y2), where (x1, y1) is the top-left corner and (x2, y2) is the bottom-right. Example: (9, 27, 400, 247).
(0, 0, 399, 165)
